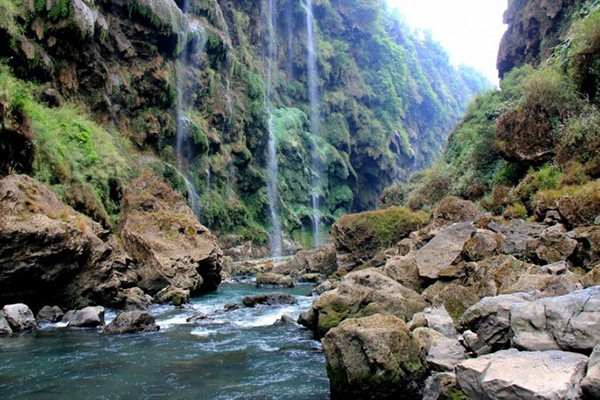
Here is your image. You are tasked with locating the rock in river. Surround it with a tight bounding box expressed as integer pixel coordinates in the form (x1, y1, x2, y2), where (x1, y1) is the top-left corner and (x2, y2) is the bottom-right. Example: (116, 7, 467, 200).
(322, 314, 426, 400)
(105, 311, 159, 334)
(242, 293, 298, 307)
(3, 303, 36, 332)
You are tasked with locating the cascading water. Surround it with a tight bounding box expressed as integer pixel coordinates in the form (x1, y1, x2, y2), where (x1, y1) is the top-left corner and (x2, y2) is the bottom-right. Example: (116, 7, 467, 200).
(306, 0, 321, 249)
(175, 0, 203, 217)
(265, 0, 283, 258)
(215, 0, 234, 125)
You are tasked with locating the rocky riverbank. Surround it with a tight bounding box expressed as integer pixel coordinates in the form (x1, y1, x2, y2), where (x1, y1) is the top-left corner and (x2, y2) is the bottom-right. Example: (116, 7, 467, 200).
(0, 173, 223, 313)
(275, 196, 600, 399)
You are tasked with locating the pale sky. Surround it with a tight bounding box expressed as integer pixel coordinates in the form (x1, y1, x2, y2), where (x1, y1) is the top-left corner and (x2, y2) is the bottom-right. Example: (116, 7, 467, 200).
(387, 0, 508, 84)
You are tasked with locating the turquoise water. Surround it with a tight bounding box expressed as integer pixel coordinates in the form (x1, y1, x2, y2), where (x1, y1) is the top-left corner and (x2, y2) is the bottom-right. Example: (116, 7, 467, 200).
(0, 283, 329, 399)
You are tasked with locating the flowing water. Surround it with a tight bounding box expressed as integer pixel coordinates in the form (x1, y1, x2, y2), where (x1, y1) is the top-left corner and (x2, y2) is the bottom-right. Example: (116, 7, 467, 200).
(175, 1, 204, 218)
(0, 283, 329, 399)
(265, 0, 283, 258)
(306, 0, 321, 249)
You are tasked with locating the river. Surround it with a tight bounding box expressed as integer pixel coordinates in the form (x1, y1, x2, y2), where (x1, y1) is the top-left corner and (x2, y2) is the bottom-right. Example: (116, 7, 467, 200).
(0, 283, 329, 399)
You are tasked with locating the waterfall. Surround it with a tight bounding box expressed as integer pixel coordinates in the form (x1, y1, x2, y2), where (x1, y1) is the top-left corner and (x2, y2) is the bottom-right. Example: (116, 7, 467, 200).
(265, 0, 283, 257)
(175, 0, 203, 218)
(306, 0, 321, 249)
(214, 1, 234, 125)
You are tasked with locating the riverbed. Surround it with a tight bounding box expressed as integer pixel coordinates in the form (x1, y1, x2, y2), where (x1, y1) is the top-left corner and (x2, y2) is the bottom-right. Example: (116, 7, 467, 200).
(0, 283, 329, 399)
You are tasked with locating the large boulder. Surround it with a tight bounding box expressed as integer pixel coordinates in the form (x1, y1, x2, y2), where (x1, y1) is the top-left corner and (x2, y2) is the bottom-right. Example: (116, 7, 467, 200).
(104, 311, 159, 334)
(242, 293, 297, 307)
(422, 281, 481, 324)
(487, 220, 545, 260)
(471, 255, 576, 298)
(460, 292, 538, 351)
(322, 314, 426, 400)
(456, 349, 588, 400)
(273, 244, 337, 277)
(463, 229, 502, 262)
(115, 287, 154, 310)
(382, 254, 424, 292)
(432, 196, 482, 226)
(2, 303, 36, 332)
(510, 286, 600, 352)
(582, 345, 600, 399)
(415, 222, 476, 280)
(36, 305, 64, 323)
(0, 175, 122, 309)
(67, 306, 105, 328)
(535, 224, 578, 263)
(120, 175, 223, 296)
(332, 206, 428, 270)
(256, 273, 293, 288)
(305, 269, 427, 337)
(426, 337, 468, 372)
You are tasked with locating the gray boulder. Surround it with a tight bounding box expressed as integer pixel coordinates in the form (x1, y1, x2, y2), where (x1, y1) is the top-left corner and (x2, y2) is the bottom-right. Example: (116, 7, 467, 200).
(0, 311, 13, 335)
(582, 345, 600, 399)
(488, 220, 545, 259)
(416, 222, 476, 279)
(460, 292, 538, 350)
(456, 349, 588, 400)
(242, 293, 297, 307)
(3, 303, 36, 332)
(511, 286, 600, 352)
(36, 305, 64, 323)
(104, 311, 159, 334)
(427, 337, 468, 372)
(68, 306, 105, 328)
(411, 307, 457, 338)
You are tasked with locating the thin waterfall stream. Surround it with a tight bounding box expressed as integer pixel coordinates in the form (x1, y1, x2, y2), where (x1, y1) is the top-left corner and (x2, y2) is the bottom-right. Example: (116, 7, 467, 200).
(306, 0, 321, 249)
(175, 0, 203, 217)
(265, 0, 283, 258)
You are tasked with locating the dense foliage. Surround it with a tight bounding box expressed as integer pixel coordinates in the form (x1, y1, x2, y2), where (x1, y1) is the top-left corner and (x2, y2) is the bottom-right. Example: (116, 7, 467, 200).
(0, 0, 490, 245)
(381, 1, 600, 224)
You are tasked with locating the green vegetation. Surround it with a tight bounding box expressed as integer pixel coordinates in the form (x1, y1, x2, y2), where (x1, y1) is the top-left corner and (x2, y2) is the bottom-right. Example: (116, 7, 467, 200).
(381, 1, 600, 225)
(0, 65, 133, 227)
(1, 0, 490, 244)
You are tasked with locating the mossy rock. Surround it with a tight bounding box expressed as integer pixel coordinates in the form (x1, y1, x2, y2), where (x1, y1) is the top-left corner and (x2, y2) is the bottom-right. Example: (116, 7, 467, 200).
(322, 314, 426, 400)
(332, 206, 429, 262)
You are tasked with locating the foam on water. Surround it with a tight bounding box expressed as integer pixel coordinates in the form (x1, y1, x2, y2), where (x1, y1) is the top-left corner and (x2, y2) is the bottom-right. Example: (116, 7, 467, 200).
(0, 282, 329, 399)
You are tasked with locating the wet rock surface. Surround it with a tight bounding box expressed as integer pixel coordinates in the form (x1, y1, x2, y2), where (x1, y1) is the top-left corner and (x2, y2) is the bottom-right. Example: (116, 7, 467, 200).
(242, 293, 298, 308)
(3, 303, 36, 332)
(104, 311, 159, 334)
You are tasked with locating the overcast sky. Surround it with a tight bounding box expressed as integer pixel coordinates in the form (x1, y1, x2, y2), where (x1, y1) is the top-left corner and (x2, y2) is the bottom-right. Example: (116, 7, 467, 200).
(387, 0, 508, 84)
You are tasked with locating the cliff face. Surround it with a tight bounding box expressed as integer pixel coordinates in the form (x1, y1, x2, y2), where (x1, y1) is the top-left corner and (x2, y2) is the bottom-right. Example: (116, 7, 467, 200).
(497, 0, 582, 77)
(0, 0, 489, 247)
